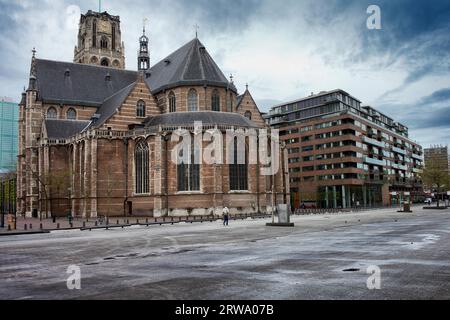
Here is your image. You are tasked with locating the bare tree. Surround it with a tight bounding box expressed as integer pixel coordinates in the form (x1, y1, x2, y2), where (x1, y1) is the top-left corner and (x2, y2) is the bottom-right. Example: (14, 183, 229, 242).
(104, 163, 115, 225)
(51, 169, 71, 218)
(26, 163, 51, 220)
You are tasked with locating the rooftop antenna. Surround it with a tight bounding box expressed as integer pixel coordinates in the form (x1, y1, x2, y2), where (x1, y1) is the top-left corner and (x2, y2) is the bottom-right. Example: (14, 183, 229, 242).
(194, 24, 199, 38)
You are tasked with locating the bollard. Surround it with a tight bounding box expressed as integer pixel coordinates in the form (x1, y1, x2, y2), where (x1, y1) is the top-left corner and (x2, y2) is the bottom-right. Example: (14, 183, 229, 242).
(117, 220, 119, 225)
(29, 224, 32, 230)
(24, 224, 27, 231)
(40, 223, 43, 230)
(179, 217, 182, 222)
(57, 223, 60, 229)
(126, 219, 129, 224)
(83, 222, 86, 228)
(163, 217, 166, 223)
(137, 219, 139, 224)
(8, 225, 11, 231)
(146, 218, 148, 223)
(95, 221, 98, 226)
(70, 223, 73, 228)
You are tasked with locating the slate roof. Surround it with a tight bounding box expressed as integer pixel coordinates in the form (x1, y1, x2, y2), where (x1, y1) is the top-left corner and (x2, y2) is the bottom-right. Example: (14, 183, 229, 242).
(44, 119, 91, 139)
(236, 94, 244, 108)
(91, 82, 137, 128)
(142, 111, 258, 128)
(33, 38, 235, 107)
(34, 59, 137, 106)
(145, 38, 234, 94)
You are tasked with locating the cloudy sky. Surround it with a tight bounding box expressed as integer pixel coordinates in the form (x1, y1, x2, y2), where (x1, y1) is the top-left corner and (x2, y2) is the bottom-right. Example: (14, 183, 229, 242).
(1, 0, 450, 148)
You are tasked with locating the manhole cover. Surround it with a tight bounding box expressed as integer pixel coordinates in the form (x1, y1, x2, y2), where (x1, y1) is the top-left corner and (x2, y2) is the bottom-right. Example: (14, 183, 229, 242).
(343, 268, 360, 272)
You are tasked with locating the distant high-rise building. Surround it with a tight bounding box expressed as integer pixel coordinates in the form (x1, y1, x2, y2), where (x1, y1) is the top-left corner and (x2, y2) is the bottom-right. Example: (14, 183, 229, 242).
(0, 97, 19, 174)
(424, 146, 449, 174)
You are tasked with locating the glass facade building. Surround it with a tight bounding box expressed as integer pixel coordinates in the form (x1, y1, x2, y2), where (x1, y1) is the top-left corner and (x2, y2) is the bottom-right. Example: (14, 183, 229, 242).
(0, 98, 19, 173)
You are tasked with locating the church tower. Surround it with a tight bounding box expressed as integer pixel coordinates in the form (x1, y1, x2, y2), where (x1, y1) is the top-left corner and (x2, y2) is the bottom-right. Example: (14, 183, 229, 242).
(73, 10, 126, 69)
(138, 26, 150, 71)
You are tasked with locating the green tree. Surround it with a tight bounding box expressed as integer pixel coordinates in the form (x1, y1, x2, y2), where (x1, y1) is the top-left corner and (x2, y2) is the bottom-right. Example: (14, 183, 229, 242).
(421, 161, 450, 207)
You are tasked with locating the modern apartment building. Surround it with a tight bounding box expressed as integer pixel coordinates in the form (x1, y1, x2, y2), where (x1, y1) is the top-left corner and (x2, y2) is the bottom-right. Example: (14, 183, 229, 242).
(265, 89, 424, 209)
(0, 97, 19, 174)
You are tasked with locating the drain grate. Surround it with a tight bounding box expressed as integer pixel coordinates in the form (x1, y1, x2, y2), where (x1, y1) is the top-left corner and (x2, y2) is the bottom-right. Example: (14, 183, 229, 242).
(343, 268, 360, 272)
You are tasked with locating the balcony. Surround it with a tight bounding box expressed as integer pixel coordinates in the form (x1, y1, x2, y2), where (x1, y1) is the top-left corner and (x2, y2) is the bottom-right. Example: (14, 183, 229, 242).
(392, 146, 407, 155)
(411, 153, 423, 161)
(392, 163, 407, 171)
(364, 157, 386, 166)
(362, 136, 385, 148)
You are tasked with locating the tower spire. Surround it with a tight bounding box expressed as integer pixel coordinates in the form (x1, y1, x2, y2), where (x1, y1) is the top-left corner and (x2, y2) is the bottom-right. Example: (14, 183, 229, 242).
(194, 24, 199, 38)
(143, 17, 148, 34)
(28, 47, 37, 90)
(138, 20, 150, 71)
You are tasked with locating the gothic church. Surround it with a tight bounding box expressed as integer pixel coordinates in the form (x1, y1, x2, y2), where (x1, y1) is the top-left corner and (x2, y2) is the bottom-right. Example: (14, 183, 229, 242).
(17, 10, 289, 218)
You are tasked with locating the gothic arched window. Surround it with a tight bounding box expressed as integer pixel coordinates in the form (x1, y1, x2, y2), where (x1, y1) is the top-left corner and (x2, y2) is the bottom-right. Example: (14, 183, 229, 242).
(212, 89, 220, 112)
(47, 107, 57, 119)
(100, 36, 108, 49)
(135, 141, 150, 194)
(92, 20, 97, 48)
(137, 100, 146, 117)
(229, 137, 248, 191)
(67, 108, 77, 120)
(112, 23, 116, 50)
(169, 91, 176, 113)
(188, 89, 198, 112)
(244, 111, 252, 120)
(177, 137, 200, 191)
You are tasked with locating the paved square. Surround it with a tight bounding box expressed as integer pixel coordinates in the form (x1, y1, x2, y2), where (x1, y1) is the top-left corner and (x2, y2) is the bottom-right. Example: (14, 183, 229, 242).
(1, 207, 449, 299)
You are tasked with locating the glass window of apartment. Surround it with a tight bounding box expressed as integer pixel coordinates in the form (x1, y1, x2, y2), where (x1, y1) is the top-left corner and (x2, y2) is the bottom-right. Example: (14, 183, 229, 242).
(302, 145, 314, 152)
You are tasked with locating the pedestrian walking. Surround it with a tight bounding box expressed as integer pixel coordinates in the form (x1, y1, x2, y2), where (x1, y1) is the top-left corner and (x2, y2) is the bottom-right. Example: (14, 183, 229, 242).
(222, 207, 229, 226)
